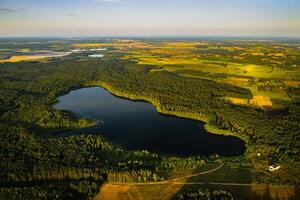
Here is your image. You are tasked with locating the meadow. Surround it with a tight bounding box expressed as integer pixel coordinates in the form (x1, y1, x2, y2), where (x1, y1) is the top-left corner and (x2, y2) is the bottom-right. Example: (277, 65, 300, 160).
(119, 40, 300, 109)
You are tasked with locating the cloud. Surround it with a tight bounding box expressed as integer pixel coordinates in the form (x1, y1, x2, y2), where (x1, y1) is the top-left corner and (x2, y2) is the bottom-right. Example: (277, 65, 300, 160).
(95, 0, 124, 3)
(68, 14, 76, 17)
(0, 8, 28, 13)
(0, 8, 19, 13)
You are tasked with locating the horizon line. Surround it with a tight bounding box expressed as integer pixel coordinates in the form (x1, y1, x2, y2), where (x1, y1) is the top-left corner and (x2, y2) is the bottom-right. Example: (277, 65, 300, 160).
(1, 35, 300, 40)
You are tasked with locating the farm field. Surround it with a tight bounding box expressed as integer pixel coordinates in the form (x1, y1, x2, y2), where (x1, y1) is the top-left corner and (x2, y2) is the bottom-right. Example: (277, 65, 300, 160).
(117, 40, 300, 108)
(1, 0, 300, 199)
(0, 38, 299, 200)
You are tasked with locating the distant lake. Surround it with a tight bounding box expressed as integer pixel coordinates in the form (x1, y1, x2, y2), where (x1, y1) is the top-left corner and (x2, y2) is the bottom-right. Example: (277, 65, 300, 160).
(53, 87, 245, 156)
(88, 54, 104, 58)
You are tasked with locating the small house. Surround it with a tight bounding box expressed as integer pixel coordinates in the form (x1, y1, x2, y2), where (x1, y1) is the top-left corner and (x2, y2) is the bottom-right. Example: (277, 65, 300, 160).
(269, 163, 280, 171)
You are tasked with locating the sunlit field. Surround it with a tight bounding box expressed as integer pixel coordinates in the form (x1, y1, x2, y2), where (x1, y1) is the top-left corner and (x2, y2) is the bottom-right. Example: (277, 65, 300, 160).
(1, 0, 300, 199)
(110, 40, 300, 108)
(0, 38, 299, 200)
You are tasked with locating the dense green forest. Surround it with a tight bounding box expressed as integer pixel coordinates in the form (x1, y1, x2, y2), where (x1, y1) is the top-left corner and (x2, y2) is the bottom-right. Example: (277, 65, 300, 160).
(0, 41, 300, 199)
(0, 57, 223, 199)
(96, 57, 300, 160)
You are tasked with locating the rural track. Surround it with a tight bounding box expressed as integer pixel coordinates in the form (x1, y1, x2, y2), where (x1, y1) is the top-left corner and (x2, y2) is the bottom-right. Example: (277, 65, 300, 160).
(170, 163, 224, 182)
(109, 163, 225, 186)
(109, 180, 296, 189)
(108, 163, 297, 188)
(161, 182, 296, 188)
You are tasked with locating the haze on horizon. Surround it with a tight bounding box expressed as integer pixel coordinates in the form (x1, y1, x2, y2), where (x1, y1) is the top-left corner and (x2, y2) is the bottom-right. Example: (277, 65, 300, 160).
(0, 0, 300, 38)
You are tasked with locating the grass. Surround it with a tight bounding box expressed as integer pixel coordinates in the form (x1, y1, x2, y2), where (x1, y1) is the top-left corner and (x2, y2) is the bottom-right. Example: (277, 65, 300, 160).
(94, 183, 298, 200)
(225, 95, 272, 108)
(0, 52, 72, 63)
(93, 158, 299, 199)
(137, 56, 286, 79)
(94, 163, 223, 200)
(93, 162, 298, 200)
(94, 183, 183, 200)
(0, 55, 50, 62)
(18, 48, 30, 53)
(250, 96, 272, 107)
(121, 43, 300, 107)
(1, 39, 299, 200)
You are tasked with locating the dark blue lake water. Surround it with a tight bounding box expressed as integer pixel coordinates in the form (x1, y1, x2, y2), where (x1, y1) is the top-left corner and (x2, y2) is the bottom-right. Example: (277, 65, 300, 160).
(54, 87, 245, 156)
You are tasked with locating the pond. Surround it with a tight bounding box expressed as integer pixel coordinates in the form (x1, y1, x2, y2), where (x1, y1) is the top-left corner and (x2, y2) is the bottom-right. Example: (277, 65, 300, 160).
(53, 87, 245, 156)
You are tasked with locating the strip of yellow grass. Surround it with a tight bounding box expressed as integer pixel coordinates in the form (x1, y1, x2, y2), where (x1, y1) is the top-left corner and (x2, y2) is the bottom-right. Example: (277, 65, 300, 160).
(93, 183, 184, 200)
(226, 95, 272, 108)
(250, 52, 265, 56)
(250, 95, 272, 107)
(225, 77, 249, 86)
(19, 48, 30, 53)
(268, 53, 286, 57)
(0, 55, 50, 63)
(94, 183, 144, 200)
(226, 97, 249, 105)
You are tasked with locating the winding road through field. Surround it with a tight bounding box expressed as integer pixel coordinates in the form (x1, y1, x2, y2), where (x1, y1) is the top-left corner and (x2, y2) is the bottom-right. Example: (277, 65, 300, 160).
(94, 163, 296, 200)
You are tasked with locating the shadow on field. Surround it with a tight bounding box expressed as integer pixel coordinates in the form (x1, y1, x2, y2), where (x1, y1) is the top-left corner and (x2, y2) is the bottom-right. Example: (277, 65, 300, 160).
(170, 167, 299, 200)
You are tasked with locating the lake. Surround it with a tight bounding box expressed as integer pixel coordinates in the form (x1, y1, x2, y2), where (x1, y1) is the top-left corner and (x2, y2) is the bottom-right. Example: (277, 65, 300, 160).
(53, 87, 245, 156)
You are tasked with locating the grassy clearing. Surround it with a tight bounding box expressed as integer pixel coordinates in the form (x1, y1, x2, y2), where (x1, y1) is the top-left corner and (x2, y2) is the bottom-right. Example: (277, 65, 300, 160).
(225, 95, 272, 108)
(94, 163, 223, 200)
(94, 183, 184, 200)
(0, 51, 72, 63)
(0, 55, 50, 62)
(93, 160, 298, 199)
(250, 96, 272, 107)
(94, 183, 143, 200)
(18, 48, 30, 53)
(94, 183, 298, 200)
(137, 56, 287, 79)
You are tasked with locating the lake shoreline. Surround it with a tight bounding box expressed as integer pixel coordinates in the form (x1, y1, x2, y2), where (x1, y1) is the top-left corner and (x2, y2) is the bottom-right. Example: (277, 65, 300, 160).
(95, 82, 249, 143)
(53, 84, 246, 156)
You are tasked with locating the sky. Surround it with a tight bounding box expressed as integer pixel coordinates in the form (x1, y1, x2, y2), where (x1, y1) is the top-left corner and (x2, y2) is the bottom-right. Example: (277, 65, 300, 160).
(0, 0, 300, 37)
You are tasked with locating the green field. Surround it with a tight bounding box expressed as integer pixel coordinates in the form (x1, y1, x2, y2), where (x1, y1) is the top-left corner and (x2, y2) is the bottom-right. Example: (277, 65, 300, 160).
(0, 38, 299, 200)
